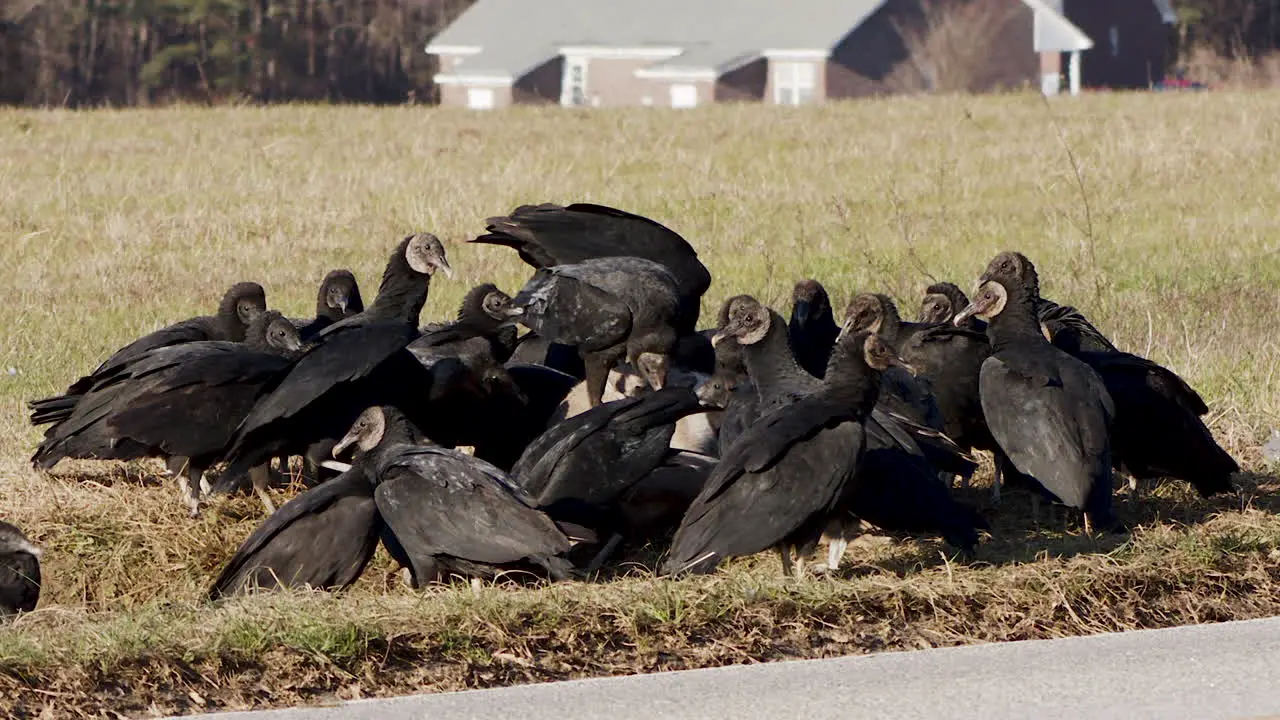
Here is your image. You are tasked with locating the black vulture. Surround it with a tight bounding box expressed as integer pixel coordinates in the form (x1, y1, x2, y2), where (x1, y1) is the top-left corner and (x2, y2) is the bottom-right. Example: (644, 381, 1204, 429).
(0, 522, 40, 618)
(471, 362, 582, 471)
(503, 256, 684, 408)
(513, 387, 707, 569)
(841, 293, 947, 433)
(787, 278, 840, 379)
(982, 251, 1238, 498)
(28, 281, 267, 428)
(616, 450, 716, 543)
(208, 467, 380, 599)
(662, 329, 895, 577)
(918, 282, 986, 332)
(412, 283, 517, 364)
(212, 234, 452, 490)
(705, 296, 983, 568)
(845, 292, 995, 466)
(30, 311, 306, 515)
(953, 255, 1121, 533)
(407, 284, 528, 452)
(295, 269, 364, 341)
(333, 406, 576, 584)
(472, 202, 711, 332)
(695, 323, 756, 453)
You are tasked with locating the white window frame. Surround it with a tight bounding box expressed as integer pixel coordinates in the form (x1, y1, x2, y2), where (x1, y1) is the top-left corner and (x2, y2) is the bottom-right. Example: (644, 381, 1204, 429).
(669, 84, 698, 109)
(561, 55, 589, 107)
(466, 87, 495, 110)
(772, 61, 816, 106)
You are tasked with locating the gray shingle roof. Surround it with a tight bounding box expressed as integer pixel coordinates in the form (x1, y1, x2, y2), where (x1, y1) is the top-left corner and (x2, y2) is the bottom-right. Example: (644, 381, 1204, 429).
(429, 0, 888, 79)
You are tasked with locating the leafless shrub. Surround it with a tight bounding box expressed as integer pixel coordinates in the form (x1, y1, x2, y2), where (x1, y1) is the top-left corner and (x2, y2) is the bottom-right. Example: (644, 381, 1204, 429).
(888, 0, 1032, 94)
(1180, 45, 1280, 88)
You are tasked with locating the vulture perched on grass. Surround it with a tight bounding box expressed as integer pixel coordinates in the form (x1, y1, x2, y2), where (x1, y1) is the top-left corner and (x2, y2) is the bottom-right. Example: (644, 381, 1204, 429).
(0, 522, 40, 618)
(212, 234, 452, 493)
(29, 281, 267, 428)
(333, 406, 578, 584)
(954, 253, 1121, 533)
(30, 311, 306, 516)
(663, 325, 895, 578)
(981, 251, 1238, 499)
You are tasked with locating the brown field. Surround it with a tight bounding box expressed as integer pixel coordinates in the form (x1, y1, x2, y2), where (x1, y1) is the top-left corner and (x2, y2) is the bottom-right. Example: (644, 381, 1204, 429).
(1, 93, 1279, 718)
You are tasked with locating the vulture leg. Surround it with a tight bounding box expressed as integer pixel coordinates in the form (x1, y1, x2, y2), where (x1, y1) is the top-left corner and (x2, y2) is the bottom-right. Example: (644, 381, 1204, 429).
(182, 467, 204, 518)
(779, 546, 794, 577)
(583, 354, 612, 408)
(584, 532, 624, 574)
(991, 457, 1003, 504)
(249, 464, 277, 514)
(826, 521, 857, 572)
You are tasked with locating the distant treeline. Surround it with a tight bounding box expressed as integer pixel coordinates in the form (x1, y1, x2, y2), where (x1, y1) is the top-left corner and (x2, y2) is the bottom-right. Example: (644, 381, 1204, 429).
(0, 0, 474, 106)
(0, 0, 1277, 107)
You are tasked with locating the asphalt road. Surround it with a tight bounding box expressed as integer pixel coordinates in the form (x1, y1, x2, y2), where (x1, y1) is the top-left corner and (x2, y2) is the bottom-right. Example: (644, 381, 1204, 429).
(189, 616, 1280, 720)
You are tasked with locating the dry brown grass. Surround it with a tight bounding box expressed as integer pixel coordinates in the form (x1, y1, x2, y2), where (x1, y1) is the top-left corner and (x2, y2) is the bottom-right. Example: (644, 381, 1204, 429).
(1, 92, 1279, 717)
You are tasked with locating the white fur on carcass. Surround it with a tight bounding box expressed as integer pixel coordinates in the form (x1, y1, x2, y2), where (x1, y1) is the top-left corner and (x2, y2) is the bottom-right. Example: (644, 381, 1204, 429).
(552, 365, 718, 457)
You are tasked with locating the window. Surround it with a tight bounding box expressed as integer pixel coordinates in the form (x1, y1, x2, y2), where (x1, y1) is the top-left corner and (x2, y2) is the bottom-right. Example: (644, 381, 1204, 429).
(466, 87, 494, 110)
(773, 61, 816, 105)
(1109, 26, 1120, 57)
(561, 56, 588, 106)
(670, 84, 698, 109)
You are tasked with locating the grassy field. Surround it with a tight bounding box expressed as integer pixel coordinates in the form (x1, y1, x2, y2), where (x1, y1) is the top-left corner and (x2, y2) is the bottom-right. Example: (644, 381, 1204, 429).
(2, 93, 1280, 717)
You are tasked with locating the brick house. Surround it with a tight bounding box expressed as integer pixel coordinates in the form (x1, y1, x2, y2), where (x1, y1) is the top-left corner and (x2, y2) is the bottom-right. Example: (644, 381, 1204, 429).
(427, 0, 1177, 110)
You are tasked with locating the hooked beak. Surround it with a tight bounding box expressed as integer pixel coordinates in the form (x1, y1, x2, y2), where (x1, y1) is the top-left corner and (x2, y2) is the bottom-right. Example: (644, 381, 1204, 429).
(792, 299, 811, 328)
(836, 315, 856, 343)
(332, 431, 359, 459)
(335, 297, 349, 315)
(711, 319, 746, 348)
(952, 300, 985, 327)
(434, 258, 454, 279)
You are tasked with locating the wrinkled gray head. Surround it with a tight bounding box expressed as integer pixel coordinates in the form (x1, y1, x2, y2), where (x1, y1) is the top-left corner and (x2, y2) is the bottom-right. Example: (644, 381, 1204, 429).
(333, 406, 388, 459)
(713, 295, 772, 348)
(405, 233, 454, 278)
(953, 279, 1010, 326)
(0, 521, 41, 559)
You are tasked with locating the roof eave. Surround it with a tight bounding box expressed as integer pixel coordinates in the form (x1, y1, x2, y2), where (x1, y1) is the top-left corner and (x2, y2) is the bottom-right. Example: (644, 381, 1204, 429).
(633, 68, 717, 81)
(760, 48, 830, 60)
(433, 73, 514, 86)
(425, 44, 482, 56)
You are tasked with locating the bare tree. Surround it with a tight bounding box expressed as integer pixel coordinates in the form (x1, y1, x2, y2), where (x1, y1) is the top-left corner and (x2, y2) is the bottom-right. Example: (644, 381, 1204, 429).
(888, 0, 1030, 94)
